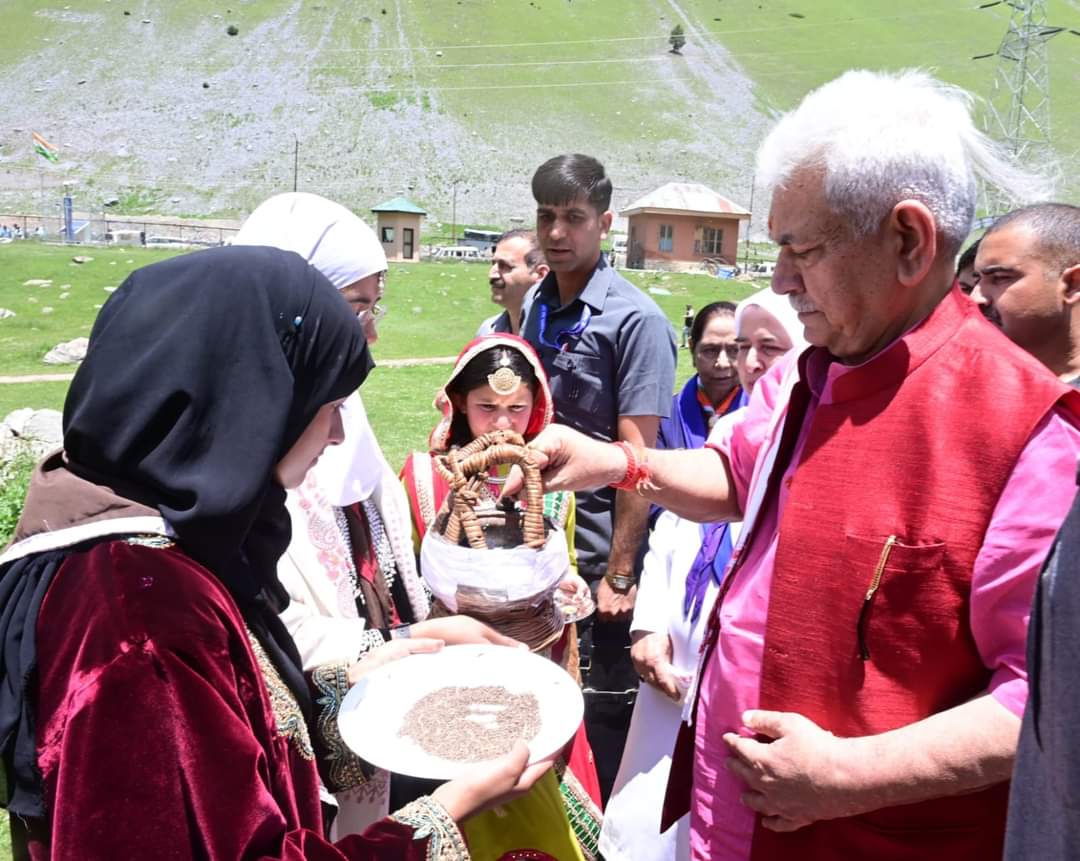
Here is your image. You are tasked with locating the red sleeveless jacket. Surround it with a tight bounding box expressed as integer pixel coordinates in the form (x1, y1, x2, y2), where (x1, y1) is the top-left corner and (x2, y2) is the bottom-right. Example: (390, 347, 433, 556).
(665, 288, 1080, 860)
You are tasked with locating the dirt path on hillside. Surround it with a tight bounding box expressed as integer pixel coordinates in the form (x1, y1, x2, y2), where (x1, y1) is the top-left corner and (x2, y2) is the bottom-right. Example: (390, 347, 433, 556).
(0, 355, 458, 385)
(657, 0, 772, 237)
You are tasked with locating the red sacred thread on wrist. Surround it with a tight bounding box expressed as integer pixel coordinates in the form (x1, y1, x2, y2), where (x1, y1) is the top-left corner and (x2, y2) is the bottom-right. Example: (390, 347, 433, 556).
(610, 441, 651, 493)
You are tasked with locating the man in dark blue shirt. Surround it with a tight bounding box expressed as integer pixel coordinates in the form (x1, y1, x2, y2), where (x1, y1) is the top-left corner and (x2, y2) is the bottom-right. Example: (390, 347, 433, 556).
(521, 154, 677, 799)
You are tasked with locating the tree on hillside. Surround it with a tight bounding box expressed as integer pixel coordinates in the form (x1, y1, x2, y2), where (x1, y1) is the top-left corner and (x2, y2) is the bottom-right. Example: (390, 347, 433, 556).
(669, 25, 686, 54)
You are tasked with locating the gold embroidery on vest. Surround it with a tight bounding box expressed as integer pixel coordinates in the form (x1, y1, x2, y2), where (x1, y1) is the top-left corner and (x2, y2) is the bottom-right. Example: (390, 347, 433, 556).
(246, 631, 314, 761)
(390, 797, 471, 860)
(311, 660, 369, 791)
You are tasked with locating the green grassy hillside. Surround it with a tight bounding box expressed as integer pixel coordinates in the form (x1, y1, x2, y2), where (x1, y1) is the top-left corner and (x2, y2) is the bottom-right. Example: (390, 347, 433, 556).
(2, 1, 1076, 229)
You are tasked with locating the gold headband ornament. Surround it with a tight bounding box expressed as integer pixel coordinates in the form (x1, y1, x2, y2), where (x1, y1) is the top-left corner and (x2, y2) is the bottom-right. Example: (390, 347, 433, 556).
(487, 353, 523, 396)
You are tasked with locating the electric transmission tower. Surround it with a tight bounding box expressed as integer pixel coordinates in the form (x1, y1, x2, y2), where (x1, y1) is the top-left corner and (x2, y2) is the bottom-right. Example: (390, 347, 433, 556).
(974, 0, 1080, 216)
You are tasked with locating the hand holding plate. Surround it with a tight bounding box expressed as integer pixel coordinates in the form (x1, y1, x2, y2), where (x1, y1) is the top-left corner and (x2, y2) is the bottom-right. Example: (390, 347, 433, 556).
(347, 638, 444, 686)
(411, 616, 526, 649)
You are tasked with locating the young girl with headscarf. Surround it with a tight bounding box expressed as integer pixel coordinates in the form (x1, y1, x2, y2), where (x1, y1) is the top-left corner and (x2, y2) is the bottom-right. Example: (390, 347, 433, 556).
(401, 334, 603, 861)
(0, 247, 545, 859)
(599, 287, 807, 861)
(236, 193, 522, 836)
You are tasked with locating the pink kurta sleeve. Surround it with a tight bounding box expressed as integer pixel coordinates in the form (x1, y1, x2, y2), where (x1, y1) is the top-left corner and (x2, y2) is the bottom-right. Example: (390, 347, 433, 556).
(971, 407, 1080, 717)
(706, 359, 789, 514)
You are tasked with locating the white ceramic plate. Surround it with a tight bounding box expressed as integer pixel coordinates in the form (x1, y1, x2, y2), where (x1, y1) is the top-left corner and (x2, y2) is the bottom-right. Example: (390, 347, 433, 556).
(337, 644, 584, 780)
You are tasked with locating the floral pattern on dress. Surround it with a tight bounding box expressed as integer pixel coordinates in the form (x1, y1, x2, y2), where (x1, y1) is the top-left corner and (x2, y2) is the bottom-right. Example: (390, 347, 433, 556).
(298, 476, 351, 583)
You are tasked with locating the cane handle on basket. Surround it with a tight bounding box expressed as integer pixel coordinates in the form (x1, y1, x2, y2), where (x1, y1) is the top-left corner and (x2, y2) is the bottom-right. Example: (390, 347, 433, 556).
(433, 430, 546, 550)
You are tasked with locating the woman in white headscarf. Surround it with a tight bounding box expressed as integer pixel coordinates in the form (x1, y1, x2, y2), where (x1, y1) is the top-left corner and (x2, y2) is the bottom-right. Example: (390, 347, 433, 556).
(732, 286, 808, 396)
(235, 193, 519, 838)
(600, 286, 807, 861)
(234, 191, 387, 340)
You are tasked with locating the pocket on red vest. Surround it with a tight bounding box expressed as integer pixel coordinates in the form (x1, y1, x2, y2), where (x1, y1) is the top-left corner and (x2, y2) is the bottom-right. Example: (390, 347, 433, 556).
(842, 534, 971, 716)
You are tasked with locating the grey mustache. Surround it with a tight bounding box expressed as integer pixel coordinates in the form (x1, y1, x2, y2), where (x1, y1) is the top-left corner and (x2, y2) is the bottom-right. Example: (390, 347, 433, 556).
(788, 295, 819, 313)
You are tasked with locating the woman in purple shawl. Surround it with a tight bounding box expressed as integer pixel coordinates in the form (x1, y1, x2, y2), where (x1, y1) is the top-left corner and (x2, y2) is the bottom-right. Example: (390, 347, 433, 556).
(599, 288, 807, 861)
(657, 302, 742, 453)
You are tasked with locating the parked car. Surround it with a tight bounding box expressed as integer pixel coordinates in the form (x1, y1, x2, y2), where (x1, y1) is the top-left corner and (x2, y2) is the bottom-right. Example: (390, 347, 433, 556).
(105, 229, 143, 246)
(430, 245, 488, 262)
(146, 235, 199, 248)
(748, 261, 776, 277)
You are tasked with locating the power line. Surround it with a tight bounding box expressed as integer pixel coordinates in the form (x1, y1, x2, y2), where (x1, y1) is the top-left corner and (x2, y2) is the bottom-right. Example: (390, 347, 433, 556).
(11, 47, 994, 105)
(316, 56, 673, 72)
(314, 6, 993, 53)
(311, 35, 984, 73)
(302, 54, 1060, 94)
(308, 77, 685, 93)
(320, 35, 666, 52)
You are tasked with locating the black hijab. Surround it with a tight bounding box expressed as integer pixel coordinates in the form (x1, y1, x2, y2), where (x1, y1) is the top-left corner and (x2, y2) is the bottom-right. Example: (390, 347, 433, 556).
(0, 245, 372, 817)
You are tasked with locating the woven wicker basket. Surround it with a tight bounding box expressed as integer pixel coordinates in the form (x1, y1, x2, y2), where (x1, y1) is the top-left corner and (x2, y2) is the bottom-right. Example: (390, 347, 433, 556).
(427, 430, 565, 651)
(432, 430, 547, 550)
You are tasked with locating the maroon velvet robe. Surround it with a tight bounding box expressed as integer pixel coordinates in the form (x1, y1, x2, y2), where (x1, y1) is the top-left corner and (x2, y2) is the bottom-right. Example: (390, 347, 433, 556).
(25, 539, 450, 859)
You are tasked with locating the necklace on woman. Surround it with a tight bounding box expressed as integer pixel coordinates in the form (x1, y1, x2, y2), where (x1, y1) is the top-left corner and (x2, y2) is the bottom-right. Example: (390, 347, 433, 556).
(333, 507, 364, 604)
(333, 503, 399, 601)
(361, 498, 398, 594)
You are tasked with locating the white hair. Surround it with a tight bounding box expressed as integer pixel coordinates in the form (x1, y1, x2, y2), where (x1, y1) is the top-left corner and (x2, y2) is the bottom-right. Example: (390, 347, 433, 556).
(756, 69, 1053, 253)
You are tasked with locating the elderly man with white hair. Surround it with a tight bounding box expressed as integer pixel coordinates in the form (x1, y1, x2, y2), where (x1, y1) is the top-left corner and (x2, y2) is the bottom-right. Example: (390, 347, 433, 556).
(512, 69, 1080, 860)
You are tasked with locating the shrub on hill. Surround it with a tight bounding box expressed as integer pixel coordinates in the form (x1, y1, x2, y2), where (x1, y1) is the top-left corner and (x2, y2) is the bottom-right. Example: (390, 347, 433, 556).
(669, 25, 686, 54)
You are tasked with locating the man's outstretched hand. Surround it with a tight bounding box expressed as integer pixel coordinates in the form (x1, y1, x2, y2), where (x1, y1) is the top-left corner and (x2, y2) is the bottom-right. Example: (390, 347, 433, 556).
(502, 424, 627, 497)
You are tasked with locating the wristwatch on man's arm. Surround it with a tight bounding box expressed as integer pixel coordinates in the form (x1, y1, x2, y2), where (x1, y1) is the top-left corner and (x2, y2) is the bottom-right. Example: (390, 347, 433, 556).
(603, 571, 637, 594)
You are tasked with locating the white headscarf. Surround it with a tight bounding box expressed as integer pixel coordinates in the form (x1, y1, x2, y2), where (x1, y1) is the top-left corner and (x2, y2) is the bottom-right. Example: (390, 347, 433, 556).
(734, 287, 810, 353)
(236, 192, 387, 504)
(234, 192, 387, 290)
(310, 392, 388, 505)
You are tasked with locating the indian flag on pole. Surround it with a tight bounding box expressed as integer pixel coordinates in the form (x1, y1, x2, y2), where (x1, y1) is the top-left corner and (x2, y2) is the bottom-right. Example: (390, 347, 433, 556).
(32, 132, 59, 163)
